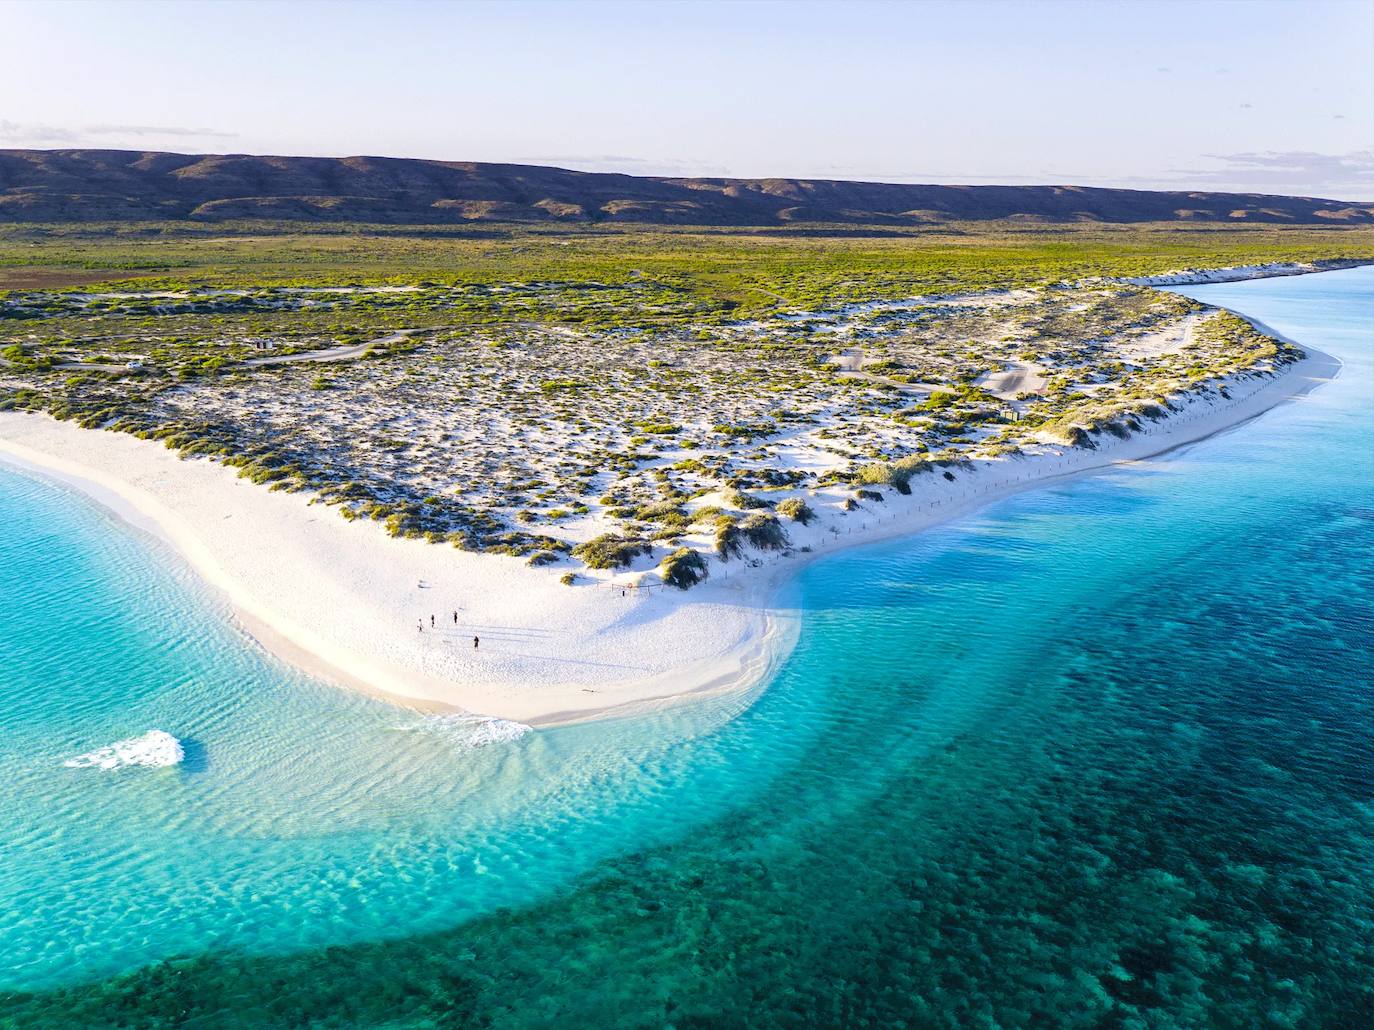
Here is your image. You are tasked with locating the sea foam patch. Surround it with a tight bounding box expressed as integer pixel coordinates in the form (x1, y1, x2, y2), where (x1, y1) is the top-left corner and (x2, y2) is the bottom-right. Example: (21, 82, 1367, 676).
(63, 730, 186, 770)
(402, 713, 533, 749)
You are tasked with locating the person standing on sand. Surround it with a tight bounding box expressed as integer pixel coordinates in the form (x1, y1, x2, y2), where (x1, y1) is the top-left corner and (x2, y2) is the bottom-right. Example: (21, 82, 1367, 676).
(473, 636, 480, 650)
(417, 620, 423, 633)
(453, 611, 458, 624)
(430, 614, 435, 628)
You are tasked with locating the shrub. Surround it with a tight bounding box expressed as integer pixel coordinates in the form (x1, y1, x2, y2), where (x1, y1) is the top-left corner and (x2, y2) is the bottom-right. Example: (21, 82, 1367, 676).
(1055, 424, 1095, 448)
(854, 455, 931, 495)
(854, 462, 895, 487)
(526, 550, 559, 567)
(559, 571, 577, 586)
(633, 500, 688, 525)
(572, 533, 651, 570)
(540, 379, 586, 394)
(979, 442, 1021, 458)
(856, 489, 884, 503)
(633, 420, 680, 436)
(712, 422, 770, 441)
(659, 547, 709, 590)
(741, 513, 788, 551)
(777, 497, 816, 525)
(725, 488, 771, 511)
(715, 515, 743, 560)
(891, 455, 933, 492)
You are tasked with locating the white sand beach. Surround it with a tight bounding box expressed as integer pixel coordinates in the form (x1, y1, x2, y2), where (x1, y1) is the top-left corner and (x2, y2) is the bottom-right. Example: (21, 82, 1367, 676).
(0, 337, 1339, 727)
(1120, 258, 1370, 287)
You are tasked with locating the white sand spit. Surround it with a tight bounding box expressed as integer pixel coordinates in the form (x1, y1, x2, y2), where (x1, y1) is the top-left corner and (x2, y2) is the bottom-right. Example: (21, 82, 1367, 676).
(0, 348, 1338, 726)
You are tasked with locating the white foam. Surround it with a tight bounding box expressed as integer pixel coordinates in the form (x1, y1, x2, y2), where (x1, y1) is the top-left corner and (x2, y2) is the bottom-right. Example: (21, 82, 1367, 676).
(402, 713, 533, 749)
(63, 730, 185, 770)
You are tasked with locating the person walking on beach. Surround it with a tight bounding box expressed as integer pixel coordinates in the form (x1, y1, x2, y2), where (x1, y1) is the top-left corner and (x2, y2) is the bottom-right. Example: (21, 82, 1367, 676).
(417, 619, 423, 633)
(453, 610, 458, 624)
(430, 614, 435, 628)
(473, 636, 480, 650)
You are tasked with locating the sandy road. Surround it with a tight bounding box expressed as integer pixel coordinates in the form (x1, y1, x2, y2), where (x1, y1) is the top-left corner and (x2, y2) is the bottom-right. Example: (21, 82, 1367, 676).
(241, 330, 415, 368)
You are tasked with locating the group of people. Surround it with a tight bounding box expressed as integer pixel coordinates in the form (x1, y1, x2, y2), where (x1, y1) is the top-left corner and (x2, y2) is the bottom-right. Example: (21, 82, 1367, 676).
(417, 610, 479, 649)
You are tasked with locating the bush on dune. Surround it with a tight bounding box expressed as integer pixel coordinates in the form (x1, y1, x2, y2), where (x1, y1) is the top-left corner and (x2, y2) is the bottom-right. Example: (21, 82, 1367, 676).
(571, 533, 651, 569)
(853, 455, 932, 495)
(659, 547, 708, 589)
(741, 513, 788, 551)
(715, 515, 743, 560)
(777, 497, 816, 525)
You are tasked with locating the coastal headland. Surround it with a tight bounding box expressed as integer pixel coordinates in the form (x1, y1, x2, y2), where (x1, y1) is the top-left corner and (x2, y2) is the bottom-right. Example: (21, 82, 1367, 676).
(0, 245, 1355, 725)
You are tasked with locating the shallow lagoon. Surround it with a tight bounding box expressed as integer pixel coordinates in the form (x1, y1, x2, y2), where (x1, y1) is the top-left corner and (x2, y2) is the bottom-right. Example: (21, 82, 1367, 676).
(2, 267, 1371, 1024)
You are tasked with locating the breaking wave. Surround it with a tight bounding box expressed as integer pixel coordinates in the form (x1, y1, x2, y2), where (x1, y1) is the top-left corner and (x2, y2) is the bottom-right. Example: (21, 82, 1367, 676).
(63, 730, 185, 770)
(402, 714, 533, 749)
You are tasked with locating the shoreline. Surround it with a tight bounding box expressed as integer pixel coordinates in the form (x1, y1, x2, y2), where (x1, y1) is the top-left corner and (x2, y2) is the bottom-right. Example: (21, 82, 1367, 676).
(1119, 257, 1371, 287)
(0, 419, 790, 727)
(0, 288, 1347, 728)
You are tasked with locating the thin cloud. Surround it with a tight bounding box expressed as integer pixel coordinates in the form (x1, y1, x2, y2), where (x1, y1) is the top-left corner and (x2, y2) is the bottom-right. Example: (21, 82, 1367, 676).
(0, 120, 237, 145)
(772, 157, 1374, 202)
(517, 153, 733, 176)
(0, 119, 82, 143)
(1159, 150, 1374, 199)
(1198, 149, 1374, 181)
(87, 124, 237, 139)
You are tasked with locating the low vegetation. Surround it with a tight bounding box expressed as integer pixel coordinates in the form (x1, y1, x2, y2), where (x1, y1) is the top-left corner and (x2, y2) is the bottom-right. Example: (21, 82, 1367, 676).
(659, 547, 709, 590)
(1, 221, 1367, 575)
(571, 534, 651, 570)
(777, 497, 816, 525)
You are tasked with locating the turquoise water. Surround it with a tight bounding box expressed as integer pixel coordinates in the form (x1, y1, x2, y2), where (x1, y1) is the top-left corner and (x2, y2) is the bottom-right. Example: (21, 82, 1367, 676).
(2, 266, 1371, 1025)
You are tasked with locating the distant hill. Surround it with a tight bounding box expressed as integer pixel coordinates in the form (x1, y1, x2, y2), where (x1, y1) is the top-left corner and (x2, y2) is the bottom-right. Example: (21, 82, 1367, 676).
(1, 149, 1370, 226)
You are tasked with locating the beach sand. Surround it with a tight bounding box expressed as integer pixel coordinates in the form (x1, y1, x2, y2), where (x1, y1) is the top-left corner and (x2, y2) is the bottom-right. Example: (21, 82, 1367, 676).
(0, 345, 1339, 727)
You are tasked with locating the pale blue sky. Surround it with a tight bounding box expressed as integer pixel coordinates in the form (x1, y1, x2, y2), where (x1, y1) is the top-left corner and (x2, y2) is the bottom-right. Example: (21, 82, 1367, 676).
(3, 0, 1371, 198)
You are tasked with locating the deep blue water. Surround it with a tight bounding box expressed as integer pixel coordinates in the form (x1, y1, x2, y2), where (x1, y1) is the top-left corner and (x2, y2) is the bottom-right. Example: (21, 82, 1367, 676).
(1, 266, 1370, 1025)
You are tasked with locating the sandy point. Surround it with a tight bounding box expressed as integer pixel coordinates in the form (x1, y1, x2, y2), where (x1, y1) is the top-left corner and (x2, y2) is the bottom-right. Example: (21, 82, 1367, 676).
(0, 344, 1339, 727)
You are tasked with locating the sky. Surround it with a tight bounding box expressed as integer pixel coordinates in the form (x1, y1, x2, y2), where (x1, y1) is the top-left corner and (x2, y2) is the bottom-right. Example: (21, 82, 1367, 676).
(3, 0, 1371, 199)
